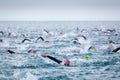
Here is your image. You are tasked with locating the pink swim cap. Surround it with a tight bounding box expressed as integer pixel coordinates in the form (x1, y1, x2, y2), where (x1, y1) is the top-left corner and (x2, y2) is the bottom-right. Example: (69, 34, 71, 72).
(64, 59, 70, 66)
(8, 32, 11, 37)
(108, 44, 113, 49)
(28, 49, 36, 54)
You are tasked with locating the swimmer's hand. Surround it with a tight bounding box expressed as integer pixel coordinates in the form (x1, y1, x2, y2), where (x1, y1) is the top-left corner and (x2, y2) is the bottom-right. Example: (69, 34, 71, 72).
(41, 54, 47, 58)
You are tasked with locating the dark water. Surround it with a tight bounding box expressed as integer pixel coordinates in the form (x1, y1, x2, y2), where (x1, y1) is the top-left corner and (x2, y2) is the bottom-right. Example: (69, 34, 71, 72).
(0, 21, 120, 80)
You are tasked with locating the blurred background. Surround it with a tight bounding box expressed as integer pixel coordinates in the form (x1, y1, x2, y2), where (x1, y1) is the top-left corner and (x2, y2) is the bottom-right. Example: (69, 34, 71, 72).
(0, 0, 120, 21)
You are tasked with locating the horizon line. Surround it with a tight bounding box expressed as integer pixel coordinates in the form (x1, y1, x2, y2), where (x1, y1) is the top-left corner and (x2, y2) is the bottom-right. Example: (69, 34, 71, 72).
(0, 20, 120, 22)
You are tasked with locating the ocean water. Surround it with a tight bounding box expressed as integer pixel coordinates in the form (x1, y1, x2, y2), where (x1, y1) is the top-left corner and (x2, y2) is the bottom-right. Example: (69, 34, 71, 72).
(0, 21, 120, 80)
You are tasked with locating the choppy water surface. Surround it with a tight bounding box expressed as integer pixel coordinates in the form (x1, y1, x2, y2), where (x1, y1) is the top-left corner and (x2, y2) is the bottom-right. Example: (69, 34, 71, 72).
(0, 21, 120, 80)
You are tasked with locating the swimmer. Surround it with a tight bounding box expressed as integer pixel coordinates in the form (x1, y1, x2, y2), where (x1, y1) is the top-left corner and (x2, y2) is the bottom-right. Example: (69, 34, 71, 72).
(107, 39, 115, 49)
(36, 36, 44, 41)
(43, 29, 49, 34)
(7, 32, 11, 37)
(21, 38, 31, 43)
(72, 38, 81, 45)
(43, 29, 52, 36)
(0, 31, 4, 35)
(72, 40, 81, 45)
(21, 34, 26, 38)
(58, 32, 64, 36)
(6, 50, 15, 54)
(41, 54, 70, 66)
(106, 29, 115, 32)
(36, 36, 49, 43)
(0, 39, 3, 42)
(88, 46, 96, 51)
(108, 39, 115, 44)
(78, 34, 87, 40)
(102, 29, 110, 34)
(112, 47, 120, 53)
(76, 27, 79, 33)
(28, 49, 36, 54)
(108, 43, 114, 49)
(84, 55, 90, 60)
(81, 35, 87, 40)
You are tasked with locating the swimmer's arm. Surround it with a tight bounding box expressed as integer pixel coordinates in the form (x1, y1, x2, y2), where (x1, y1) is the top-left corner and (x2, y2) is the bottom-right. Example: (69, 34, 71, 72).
(47, 55, 62, 64)
(7, 50, 15, 54)
(112, 47, 120, 52)
(41, 54, 62, 64)
(37, 37, 44, 41)
(22, 39, 31, 43)
(44, 29, 49, 33)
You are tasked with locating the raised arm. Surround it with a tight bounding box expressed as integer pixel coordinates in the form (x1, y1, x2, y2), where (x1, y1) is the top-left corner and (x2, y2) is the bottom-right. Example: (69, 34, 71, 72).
(41, 54, 62, 64)
(22, 39, 31, 43)
(36, 36, 44, 41)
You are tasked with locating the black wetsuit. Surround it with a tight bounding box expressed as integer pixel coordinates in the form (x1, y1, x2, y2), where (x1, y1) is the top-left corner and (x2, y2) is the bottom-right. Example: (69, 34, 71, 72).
(7, 50, 15, 54)
(112, 47, 120, 53)
(47, 56, 62, 64)
(37, 37, 44, 41)
(22, 39, 31, 43)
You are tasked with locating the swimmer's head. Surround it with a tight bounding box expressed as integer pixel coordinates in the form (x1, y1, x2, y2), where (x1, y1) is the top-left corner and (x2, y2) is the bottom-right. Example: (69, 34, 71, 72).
(64, 59, 70, 66)
(28, 49, 36, 54)
(73, 40, 77, 44)
(0, 39, 3, 42)
(6, 50, 9, 52)
(84, 55, 90, 60)
(108, 44, 113, 49)
(8, 32, 11, 37)
(108, 39, 114, 44)
(88, 46, 96, 51)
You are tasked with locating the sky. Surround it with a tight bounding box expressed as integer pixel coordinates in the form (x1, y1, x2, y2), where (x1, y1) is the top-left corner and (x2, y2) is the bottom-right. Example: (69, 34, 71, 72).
(0, 0, 120, 21)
